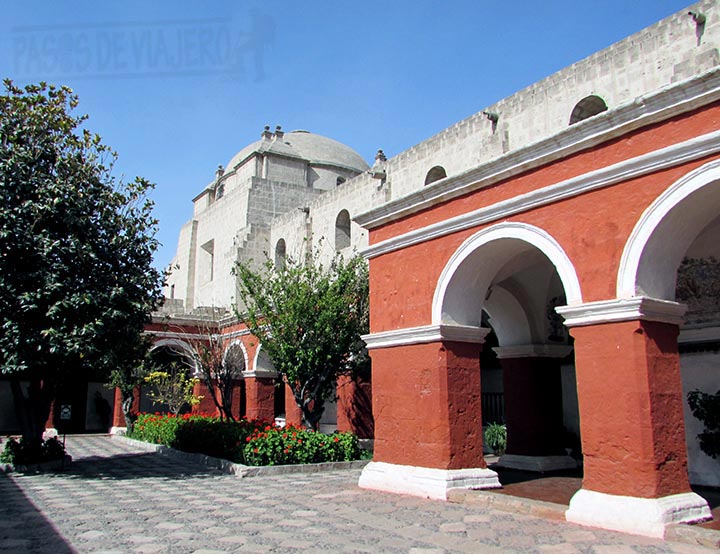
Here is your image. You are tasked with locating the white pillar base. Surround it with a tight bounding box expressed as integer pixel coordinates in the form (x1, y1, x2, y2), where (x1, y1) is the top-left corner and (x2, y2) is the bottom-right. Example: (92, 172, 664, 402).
(358, 461, 501, 500)
(497, 454, 577, 472)
(566, 489, 712, 538)
(43, 428, 58, 439)
(109, 426, 127, 435)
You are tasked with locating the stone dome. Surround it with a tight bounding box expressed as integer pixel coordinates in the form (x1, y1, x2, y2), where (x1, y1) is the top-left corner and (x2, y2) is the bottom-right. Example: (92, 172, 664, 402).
(225, 129, 369, 173)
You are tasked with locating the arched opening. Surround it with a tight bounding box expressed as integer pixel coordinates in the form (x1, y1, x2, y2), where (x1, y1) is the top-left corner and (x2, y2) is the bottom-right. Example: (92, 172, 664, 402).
(144, 341, 197, 414)
(253, 347, 285, 422)
(569, 95, 608, 125)
(424, 165, 447, 186)
(435, 222, 582, 478)
(335, 209, 351, 251)
(274, 238, 286, 269)
(618, 161, 720, 494)
(223, 341, 247, 419)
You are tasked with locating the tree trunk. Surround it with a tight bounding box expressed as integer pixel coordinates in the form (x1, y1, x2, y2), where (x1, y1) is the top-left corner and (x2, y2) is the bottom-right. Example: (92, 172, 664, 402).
(121, 390, 137, 433)
(10, 375, 54, 448)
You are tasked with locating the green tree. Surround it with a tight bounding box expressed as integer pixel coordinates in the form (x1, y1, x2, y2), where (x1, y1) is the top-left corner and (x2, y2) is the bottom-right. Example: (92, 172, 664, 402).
(234, 249, 369, 429)
(0, 80, 164, 446)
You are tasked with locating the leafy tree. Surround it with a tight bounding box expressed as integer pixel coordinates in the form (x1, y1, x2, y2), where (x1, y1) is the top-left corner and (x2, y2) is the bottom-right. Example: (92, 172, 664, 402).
(687, 389, 720, 459)
(234, 248, 369, 429)
(0, 80, 164, 446)
(144, 364, 202, 415)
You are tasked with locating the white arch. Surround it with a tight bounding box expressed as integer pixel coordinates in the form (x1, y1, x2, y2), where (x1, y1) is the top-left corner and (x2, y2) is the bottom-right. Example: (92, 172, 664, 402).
(617, 159, 720, 300)
(150, 338, 199, 374)
(223, 339, 249, 376)
(251, 343, 280, 377)
(432, 222, 582, 326)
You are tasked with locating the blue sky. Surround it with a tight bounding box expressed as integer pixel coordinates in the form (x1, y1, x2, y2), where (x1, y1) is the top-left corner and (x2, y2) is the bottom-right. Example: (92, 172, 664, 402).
(1, 1, 692, 270)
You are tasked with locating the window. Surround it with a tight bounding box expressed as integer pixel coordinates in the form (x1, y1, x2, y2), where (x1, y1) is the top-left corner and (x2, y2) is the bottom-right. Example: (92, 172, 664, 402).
(569, 95, 608, 125)
(200, 239, 214, 282)
(335, 210, 351, 251)
(425, 166, 447, 186)
(336, 176, 346, 186)
(275, 238, 286, 269)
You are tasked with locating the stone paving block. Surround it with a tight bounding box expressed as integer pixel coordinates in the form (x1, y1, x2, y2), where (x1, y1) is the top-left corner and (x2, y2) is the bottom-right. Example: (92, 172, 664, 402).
(2, 435, 718, 554)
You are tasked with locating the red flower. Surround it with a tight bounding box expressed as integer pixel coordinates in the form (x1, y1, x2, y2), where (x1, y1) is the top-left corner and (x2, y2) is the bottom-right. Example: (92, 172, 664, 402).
(333, 437, 340, 443)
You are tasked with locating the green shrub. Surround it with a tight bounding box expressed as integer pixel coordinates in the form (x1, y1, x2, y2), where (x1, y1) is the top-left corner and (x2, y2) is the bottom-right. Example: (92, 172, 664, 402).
(484, 422, 507, 455)
(687, 389, 720, 459)
(243, 424, 360, 466)
(0, 436, 66, 465)
(129, 413, 264, 463)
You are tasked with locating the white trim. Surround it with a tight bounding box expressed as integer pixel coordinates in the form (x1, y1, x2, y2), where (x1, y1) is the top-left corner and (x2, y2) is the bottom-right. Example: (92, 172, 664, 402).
(356, 69, 720, 234)
(496, 454, 577, 472)
(555, 297, 687, 328)
(358, 461, 500, 500)
(242, 369, 279, 379)
(110, 426, 127, 436)
(617, 158, 720, 299)
(251, 344, 280, 377)
(679, 326, 720, 344)
(146, 330, 206, 341)
(362, 325, 490, 350)
(361, 130, 720, 261)
(432, 223, 583, 326)
(566, 489, 711, 538)
(492, 344, 573, 359)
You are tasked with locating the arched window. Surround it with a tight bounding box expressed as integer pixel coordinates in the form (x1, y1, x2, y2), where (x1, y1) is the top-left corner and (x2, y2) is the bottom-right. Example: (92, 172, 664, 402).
(223, 342, 247, 376)
(569, 95, 608, 125)
(335, 210, 351, 251)
(274, 239, 286, 269)
(425, 166, 447, 186)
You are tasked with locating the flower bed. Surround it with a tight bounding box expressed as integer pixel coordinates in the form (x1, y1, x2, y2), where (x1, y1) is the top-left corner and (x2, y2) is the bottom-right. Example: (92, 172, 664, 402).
(129, 413, 361, 466)
(243, 424, 360, 466)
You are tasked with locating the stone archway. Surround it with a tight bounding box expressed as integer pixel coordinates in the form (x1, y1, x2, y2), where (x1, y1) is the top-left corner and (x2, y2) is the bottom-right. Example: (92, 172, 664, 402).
(360, 222, 582, 499)
(557, 161, 720, 536)
(434, 222, 580, 473)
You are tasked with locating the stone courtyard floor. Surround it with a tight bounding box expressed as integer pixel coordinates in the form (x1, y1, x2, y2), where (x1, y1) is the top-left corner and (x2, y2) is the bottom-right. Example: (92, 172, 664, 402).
(0, 435, 717, 554)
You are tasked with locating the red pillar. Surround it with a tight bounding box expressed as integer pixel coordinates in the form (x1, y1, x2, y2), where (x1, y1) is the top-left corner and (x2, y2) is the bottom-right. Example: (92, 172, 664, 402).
(336, 374, 374, 438)
(371, 340, 485, 469)
(111, 386, 140, 430)
(45, 400, 56, 431)
(500, 356, 565, 456)
(284, 383, 303, 427)
(193, 381, 218, 416)
(244, 376, 275, 423)
(571, 320, 690, 498)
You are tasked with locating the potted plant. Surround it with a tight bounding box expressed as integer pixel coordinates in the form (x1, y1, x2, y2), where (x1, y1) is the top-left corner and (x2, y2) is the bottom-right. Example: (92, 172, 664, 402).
(484, 422, 507, 456)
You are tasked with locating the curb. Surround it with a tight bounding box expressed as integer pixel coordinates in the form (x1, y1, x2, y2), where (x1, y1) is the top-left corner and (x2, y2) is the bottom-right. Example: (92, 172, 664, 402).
(111, 434, 370, 477)
(448, 488, 720, 549)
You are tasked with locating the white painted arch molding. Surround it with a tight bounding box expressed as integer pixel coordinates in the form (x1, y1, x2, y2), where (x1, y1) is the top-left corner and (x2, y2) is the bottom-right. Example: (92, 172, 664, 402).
(618, 159, 720, 300)
(150, 338, 200, 375)
(432, 222, 583, 326)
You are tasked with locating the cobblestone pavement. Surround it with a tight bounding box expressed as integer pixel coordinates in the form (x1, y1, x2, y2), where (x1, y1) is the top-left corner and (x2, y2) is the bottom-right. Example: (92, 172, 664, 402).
(0, 435, 714, 554)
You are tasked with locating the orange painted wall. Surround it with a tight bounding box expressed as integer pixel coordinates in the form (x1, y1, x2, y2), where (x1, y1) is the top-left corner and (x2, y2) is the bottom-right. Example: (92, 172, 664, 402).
(570, 320, 690, 498)
(370, 112, 718, 333)
(371, 341, 485, 469)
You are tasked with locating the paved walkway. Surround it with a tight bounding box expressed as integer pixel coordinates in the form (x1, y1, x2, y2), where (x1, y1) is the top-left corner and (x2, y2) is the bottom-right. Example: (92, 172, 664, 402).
(0, 435, 714, 553)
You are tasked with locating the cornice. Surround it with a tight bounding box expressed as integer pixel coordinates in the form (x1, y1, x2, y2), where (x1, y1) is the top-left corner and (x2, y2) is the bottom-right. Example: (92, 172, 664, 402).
(361, 127, 720, 260)
(356, 68, 720, 257)
(362, 324, 490, 350)
(555, 297, 687, 328)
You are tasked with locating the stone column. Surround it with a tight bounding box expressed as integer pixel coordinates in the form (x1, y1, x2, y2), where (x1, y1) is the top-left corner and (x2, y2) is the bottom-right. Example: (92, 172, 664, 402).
(242, 370, 276, 423)
(336, 374, 374, 438)
(494, 345, 576, 472)
(284, 383, 303, 427)
(193, 380, 218, 416)
(557, 298, 711, 537)
(359, 324, 500, 500)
